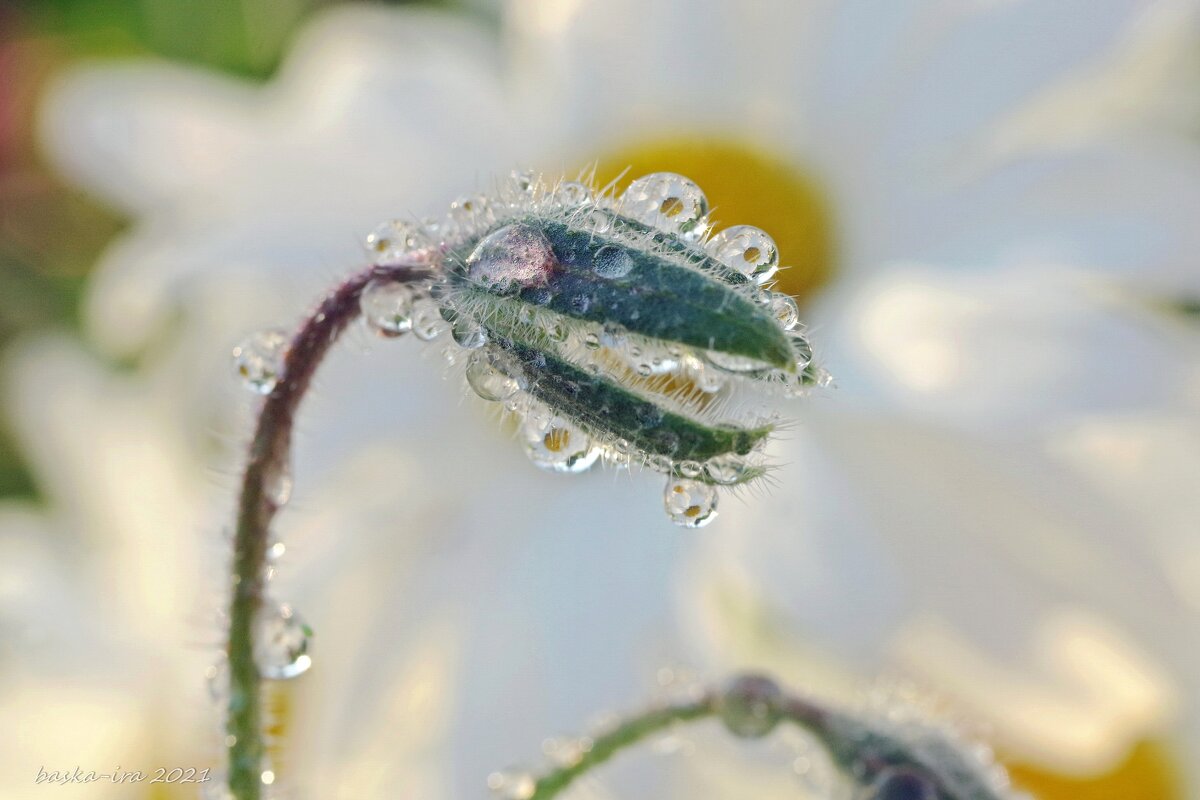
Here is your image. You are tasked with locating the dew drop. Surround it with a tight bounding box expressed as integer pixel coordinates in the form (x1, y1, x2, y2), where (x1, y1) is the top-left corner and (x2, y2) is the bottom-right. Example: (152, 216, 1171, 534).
(364, 219, 425, 264)
(705, 350, 773, 375)
(663, 477, 718, 528)
(704, 455, 751, 486)
(583, 332, 601, 350)
(707, 225, 779, 283)
(205, 658, 229, 706)
(592, 244, 635, 279)
(510, 170, 537, 195)
(769, 293, 801, 330)
(411, 300, 449, 341)
(684, 355, 725, 393)
(719, 674, 782, 738)
(621, 173, 709, 240)
(263, 458, 293, 507)
(677, 460, 703, 479)
(254, 602, 312, 680)
(466, 223, 557, 292)
(232, 329, 289, 395)
(466, 350, 522, 402)
(789, 333, 813, 371)
(487, 770, 537, 800)
(521, 416, 600, 474)
(554, 180, 592, 207)
(451, 317, 487, 349)
(360, 279, 417, 337)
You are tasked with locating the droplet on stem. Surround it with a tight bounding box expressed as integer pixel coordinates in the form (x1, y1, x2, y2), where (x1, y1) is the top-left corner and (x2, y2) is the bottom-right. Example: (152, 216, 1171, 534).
(254, 602, 313, 680)
(232, 329, 289, 395)
(663, 477, 718, 527)
(718, 673, 782, 738)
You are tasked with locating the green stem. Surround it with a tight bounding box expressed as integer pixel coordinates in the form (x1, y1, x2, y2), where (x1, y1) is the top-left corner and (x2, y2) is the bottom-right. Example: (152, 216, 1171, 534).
(529, 694, 717, 799)
(225, 262, 432, 800)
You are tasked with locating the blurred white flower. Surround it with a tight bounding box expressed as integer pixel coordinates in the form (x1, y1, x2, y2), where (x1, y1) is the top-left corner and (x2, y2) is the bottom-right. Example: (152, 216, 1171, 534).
(3, 0, 1198, 798)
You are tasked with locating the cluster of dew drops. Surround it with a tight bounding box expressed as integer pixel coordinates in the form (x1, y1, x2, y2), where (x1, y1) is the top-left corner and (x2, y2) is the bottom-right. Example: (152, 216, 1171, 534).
(232, 171, 824, 531)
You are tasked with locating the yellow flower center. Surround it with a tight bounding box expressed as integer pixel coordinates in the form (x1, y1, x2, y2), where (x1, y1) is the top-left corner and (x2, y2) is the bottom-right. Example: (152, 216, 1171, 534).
(587, 138, 836, 305)
(1007, 739, 1183, 800)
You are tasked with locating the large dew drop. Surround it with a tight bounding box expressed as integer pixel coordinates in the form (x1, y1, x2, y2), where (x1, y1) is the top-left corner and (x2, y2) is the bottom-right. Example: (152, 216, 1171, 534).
(621, 173, 709, 240)
(466, 223, 557, 292)
(707, 225, 779, 284)
(521, 415, 600, 474)
(663, 477, 718, 527)
(232, 329, 289, 395)
(253, 602, 312, 680)
(360, 279, 417, 337)
(466, 350, 522, 402)
(718, 674, 783, 738)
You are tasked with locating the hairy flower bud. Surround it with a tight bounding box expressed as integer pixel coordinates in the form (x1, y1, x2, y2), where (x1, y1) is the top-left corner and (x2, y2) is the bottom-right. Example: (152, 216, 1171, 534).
(362, 171, 824, 526)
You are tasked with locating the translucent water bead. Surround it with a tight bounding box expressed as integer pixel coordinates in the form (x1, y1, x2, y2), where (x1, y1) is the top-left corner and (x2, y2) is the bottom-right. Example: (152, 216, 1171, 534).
(718, 674, 783, 738)
(704, 454, 751, 485)
(411, 299, 449, 341)
(663, 478, 718, 527)
(789, 333, 813, 371)
(621, 173, 709, 240)
(465, 350, 522, 402)
(521, 415, 600, 474)
(253, 602, 312, 680)
(360, 279, 418, 337)
(466, 223, 557, 292)
(769, 293, 800, 330)
(232, 329, 289, 395)
(364, 219, 424, 264)
(707, 225, 779, 284)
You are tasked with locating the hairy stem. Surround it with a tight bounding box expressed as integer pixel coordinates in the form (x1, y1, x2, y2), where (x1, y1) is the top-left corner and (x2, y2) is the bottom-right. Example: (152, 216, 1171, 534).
(226, 262, 432, 800)
(529, 685, 833, 800)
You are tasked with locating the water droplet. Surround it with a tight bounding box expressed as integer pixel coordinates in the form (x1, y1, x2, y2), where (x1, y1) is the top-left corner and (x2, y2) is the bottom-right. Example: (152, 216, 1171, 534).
(621, 173, 709, 240)
(707, 225, 779, 284)
(254, 602, 312, 680)
(411, 300, 449, 341)
(511, 170, 537, 194)
(554, 180, 591, 207)
(232, 329, 289, 395)
(866, 768, 937, 800)
(663, 478, 718, 527)
(364, 220, 425, 263)
(451, 317, 487, 349)
(789, 333, 813, 371)
(583, 332, 601, 350)
(448, 194, 490, 235)
(592, 244, 635, 279)
(769, 293, 800, 330)
(360, 279, 417, 337)
(719, 674, 782, 738)
(466, 223, 557, 292)
(487, 770, 537, 800)
(542, 736, 593, 767)
(466, 350, 522, 402)
(263, 458, 293, 507)
(543, 318, 569, 342)
(205, 658, 229, 705)
(705, 350, 773, 375)
(521, 416, 600, 474)
(704, 455, 751, 485)
(684, 355, 725, 393)
(266, 540, 287, 562)
(677, 460, 703, 479)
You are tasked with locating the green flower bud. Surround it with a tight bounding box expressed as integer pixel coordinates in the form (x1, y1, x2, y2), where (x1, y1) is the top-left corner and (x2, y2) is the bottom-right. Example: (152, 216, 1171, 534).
(362, 172, 824, 526)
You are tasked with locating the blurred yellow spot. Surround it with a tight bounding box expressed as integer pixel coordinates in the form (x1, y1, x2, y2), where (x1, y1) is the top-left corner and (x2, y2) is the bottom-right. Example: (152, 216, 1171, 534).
(1007, 740, 1182, 800)
(588, 139, 836, 304)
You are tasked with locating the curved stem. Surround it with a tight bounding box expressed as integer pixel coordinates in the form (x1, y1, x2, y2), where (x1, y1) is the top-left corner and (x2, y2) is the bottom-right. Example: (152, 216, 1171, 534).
(528, 686, 837, 800)
(529, 694, 717, 799)
(225, 262, 432, 800)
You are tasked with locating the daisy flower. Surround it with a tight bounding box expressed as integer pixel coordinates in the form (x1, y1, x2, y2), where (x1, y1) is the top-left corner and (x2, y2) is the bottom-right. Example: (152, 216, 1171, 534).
(7, 0, 1198, 797)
